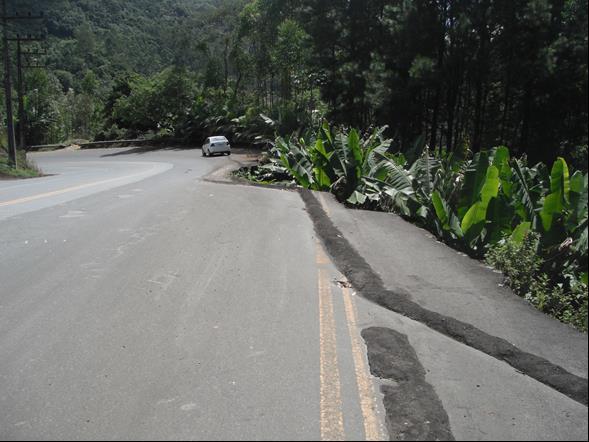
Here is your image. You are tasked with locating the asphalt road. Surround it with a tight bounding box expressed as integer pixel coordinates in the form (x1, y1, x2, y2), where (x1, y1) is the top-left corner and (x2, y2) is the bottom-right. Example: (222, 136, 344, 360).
(0, 147, 386, 440)
(0, 147, 587, 441)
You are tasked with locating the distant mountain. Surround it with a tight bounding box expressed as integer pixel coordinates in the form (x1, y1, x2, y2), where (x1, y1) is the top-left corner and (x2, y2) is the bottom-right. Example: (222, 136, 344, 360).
(9, 0, 225, 85)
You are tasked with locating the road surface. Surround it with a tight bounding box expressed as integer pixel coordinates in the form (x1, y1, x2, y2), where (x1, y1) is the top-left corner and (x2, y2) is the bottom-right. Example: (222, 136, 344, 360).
(0, 147, 587, 440)
(0, 147, 386, 440)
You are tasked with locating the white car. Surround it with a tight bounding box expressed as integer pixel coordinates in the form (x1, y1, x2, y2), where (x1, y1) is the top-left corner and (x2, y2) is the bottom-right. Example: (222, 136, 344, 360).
(202, 136, 231, 157)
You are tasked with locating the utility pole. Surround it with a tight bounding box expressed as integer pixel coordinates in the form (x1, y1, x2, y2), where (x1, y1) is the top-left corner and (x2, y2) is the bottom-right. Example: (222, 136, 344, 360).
(2, 0, 17, 167)
(1, 0, 43, 167)
(12, 35, 44, 150)
(16, 37, 23, 150)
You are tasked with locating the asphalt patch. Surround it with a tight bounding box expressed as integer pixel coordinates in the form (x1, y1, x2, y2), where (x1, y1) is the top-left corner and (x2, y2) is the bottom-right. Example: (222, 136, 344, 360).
(362, 327, 455, 441)
(299, 188, 588, 406)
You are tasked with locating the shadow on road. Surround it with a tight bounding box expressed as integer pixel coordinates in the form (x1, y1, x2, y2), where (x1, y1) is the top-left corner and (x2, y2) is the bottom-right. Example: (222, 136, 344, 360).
(99, 145, 195, 158)
(99, 145, 262, 158)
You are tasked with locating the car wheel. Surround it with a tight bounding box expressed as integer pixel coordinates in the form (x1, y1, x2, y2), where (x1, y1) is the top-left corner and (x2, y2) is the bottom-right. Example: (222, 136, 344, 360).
(202, 149, 206, 157)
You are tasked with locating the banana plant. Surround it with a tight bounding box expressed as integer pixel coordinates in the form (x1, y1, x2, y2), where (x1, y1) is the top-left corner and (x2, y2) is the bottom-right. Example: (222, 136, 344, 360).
(568, 172, 588, 257)
(271, 121, 392, 200)
(274, 136, 316, 189)
(259, 123, 586, 277)
(408, 146, 441, 199)
(431, 190, 463, 241)
(540, 157, 570, 233)
(457, 150, 493, 219)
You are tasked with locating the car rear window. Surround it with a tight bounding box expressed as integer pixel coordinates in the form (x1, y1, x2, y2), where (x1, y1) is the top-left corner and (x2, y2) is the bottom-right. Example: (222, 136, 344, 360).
(211, 137, 228, 142)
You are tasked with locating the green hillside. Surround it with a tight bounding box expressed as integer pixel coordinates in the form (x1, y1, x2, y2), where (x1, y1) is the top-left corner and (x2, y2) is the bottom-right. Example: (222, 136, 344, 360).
(3, 0, 241, 144)
(12, 0, 226, 85)
(2, 0, 587, 169)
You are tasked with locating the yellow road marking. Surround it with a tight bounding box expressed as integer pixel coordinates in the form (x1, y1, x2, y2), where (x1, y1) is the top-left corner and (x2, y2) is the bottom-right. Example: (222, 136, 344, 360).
(317, 263, 345, 441)
(0, 173, 143, 208)
(316, 240, 385, 441)
(316, 241, 331, 265)
(318, 192, 331, 216)
(341, 285, 385, 441)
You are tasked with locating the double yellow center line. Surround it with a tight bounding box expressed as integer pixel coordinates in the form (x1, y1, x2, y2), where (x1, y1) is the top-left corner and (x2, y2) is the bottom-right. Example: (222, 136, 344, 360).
(316, 242, 384, 441)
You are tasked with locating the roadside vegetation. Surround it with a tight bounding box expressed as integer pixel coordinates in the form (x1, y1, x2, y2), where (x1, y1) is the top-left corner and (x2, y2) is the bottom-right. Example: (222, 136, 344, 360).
(6, 1, 588, 166)
(0, 139, 42, 179)
(239, 121, 588, 331)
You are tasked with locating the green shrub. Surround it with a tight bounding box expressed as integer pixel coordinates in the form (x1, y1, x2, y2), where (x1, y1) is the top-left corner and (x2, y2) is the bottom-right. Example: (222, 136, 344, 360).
(94, 124, 126, 141)
(0, 150, 42, 178)
(486, 233, 588, 331)
(486, 233, 543, 294)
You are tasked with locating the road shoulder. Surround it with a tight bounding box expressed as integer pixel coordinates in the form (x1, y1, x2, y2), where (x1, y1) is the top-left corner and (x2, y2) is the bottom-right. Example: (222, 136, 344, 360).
(298, 189, 588, 439)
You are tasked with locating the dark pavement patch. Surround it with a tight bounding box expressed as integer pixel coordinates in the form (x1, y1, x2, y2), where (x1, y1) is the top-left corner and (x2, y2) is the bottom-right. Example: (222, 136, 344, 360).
(362, 327, 455, 441)
(299, 188, 588, 406)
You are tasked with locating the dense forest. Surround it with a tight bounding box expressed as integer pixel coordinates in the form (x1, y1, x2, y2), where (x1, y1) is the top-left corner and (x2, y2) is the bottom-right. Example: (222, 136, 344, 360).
(2, 0, 587, 167)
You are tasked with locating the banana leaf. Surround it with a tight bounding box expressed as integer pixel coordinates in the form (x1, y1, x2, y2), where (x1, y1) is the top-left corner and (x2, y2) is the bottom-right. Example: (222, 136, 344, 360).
(568, 172, 588, 227)
(461, 165, 500, 234)
(409, 147, 440, 197)
(486, 195, 516, 244)
(492, 146, 513, 198)
(540, 157, 570, 232)
(374, 153, 414, 190)
(511, 158, 543, 223)
(458, 151, 491, 218)
(347, 190, 368, 205)
(511, 221, 532, 244)
(432, 190, 463, 238)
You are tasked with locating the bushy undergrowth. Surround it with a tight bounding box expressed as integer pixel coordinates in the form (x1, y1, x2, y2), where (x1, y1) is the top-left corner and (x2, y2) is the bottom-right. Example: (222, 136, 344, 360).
(243, 121, 588, 330)
(0, 149, 42, 179)
(487, 233, 588, 331)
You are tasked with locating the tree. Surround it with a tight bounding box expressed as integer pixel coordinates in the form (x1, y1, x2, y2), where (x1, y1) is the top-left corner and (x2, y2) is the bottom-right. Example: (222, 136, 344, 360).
(271, 19, 311, 102)
(74, 22, 95, 58)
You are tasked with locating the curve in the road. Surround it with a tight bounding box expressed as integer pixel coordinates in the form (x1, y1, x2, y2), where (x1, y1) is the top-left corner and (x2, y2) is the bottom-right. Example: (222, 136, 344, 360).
(0, 160, 173, 221)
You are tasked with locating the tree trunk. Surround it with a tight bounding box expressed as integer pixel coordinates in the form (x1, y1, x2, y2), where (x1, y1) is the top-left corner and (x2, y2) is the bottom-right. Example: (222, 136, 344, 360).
(520, 81, 532, 155)
(431, 0, 447, 154)
(223, 38, 229, 95)
(472, 0, 490, 152)
(499, 76, 511, 145)
(232, 71, 242, 102)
